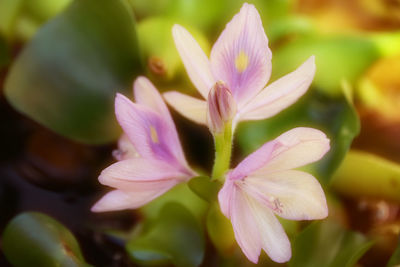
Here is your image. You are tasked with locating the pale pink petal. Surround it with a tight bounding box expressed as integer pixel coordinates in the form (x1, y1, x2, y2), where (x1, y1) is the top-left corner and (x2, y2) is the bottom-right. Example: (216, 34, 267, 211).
(91, 185, 175, 212)
(115, 93, 187, 167)
(172, 25, 214, 98)
(163, 91, 207, 125)
(230, 187, 262, 263)
(112, 134, 138, 161)
(228, 140, 277, 181)
(239, 56, 316, 121)
(218, 179, 235, 218)
(256, 127, 330, 173)
(134, 77, 188, 166)
(98, 158, 189, 190)
(210, 3, 272, 108)
(245, 194, 292, 263)
(244, 170, 328, 220)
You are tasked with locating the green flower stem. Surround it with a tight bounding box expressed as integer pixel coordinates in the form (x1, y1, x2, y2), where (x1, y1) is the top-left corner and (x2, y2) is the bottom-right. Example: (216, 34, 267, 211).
(211, 122, 233, 181)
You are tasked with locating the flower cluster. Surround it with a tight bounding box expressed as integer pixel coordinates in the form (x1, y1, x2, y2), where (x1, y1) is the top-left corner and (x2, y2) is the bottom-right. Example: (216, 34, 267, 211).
(93, 3, 329, 264)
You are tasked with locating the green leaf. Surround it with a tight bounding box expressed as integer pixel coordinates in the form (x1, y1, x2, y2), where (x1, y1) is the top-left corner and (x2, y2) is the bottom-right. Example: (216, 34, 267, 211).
(140, 183, 207, 221)
(272, 35, 380, 96)
(290, 221, 374, 267)
(188, 176, 221, 202)
(0, 36, 10, 69)
(387, 238, 400, 267)
(2, 212, 90, 267)
(5, 0, 142, 144)
(126, 202, 205, 267)
(331, 150, 400, 202)
(237, 89, 360, 183)
(206, 203, 235, 255)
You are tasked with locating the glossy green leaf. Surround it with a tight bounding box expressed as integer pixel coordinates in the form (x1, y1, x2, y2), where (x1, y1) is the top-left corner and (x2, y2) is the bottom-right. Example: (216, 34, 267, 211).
(237, 89, 360, 183)
(272, 35, 380, 96)
(188, 176, 221, 202)
(331, 150, 400, 202)
(127, 202, 205, 267)
(5, 0, 142, 144)
(387, 238, 400, 267)
(290, 221, 373, 267)
(2, 212, 90, 267)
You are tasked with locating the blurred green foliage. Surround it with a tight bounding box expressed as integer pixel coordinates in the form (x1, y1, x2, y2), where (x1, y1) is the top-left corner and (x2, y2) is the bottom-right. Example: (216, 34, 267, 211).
(331, 150, 400, 202)
(2, 212, 90, 267)
(290, 221, 374, 267)
(126, 202, 205, 267)
(387, 238, 400, 267)
(0, 0, 72, 41)
(4, 0, 142, 144)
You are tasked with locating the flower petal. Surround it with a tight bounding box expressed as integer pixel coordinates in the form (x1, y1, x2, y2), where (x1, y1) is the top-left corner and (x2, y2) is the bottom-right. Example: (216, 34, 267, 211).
(163, 91, 207, 125)
(98, 158, 189, 190)
(256, 127, 330, 173)
(210, 3, 272, 108)
(134, 76, 174, 127)
(229, 187, 262, 263)
(134, 77, 188, 166)
(112, 134, 138, 161)
(244, 170, 328, 220)
(91, 185, 175, 212)
(115, 93, 187, 166)
(228, 140, 277, 181)
(218, 179, 235, 218)
(239, 56, 316, 121)
(245, 193, 292, 263)
(172, 24, 214, 98)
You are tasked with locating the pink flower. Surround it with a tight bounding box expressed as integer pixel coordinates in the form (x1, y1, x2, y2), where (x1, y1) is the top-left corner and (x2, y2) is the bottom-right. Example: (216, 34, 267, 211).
(92, 77, 195, 212)
(218, 128, 330, 263)
(164, 3, 316, 131)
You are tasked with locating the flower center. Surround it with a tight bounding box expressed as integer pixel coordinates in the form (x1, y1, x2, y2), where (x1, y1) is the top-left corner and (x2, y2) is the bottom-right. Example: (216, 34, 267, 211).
(235, 51, 249, 73)
(150, 126, 159, 143)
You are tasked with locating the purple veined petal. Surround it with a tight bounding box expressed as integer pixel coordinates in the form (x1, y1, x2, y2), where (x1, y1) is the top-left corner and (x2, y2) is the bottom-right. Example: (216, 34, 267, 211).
(228, 140, 277, 181)
(134, 76, 174, 127)
(243, 170, 328, 220)
(163, 91, 207, 125)
(238, 56, 316, 122)
(210, 3, 272, 108)
(245, 192, 292, 263)
(134, 77, 188, 167)
(115, 93, 191, 168)
(229, 186, 262, 263)
(98, 158, 191, 191)
(255, 127, 330, 173)
(112, 134, 138, 161)
(172, 24, 214, 98)
(91, 183, 176, 212)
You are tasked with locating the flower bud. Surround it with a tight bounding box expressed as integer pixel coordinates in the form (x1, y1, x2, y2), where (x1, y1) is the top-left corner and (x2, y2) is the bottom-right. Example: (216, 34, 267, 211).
(207, 82, 237, 134)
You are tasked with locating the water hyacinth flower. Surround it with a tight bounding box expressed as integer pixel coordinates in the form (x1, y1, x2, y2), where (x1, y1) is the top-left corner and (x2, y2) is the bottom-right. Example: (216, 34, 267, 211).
(164, 3, 316, 131)
(92, 77, 195, 212)
(218, 127, 330, 263)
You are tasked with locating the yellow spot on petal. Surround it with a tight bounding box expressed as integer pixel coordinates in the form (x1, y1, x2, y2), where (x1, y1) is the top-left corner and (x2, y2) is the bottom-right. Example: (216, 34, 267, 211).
(235, 51, 249, 73)
(150, 126, 159, 143)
